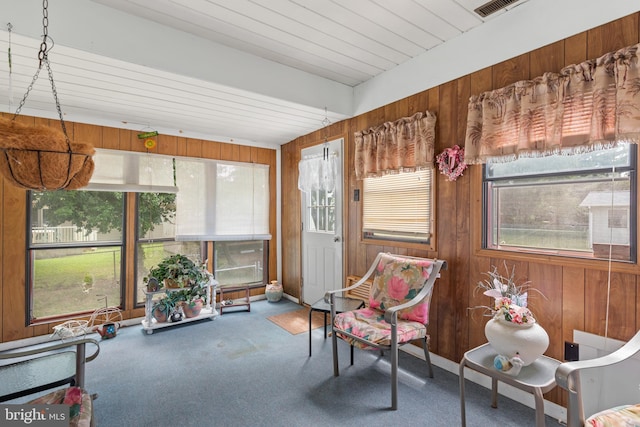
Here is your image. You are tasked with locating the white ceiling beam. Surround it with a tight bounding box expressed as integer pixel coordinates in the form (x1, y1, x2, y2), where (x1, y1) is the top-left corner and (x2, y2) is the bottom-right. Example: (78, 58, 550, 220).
(0, 0, 353, 117)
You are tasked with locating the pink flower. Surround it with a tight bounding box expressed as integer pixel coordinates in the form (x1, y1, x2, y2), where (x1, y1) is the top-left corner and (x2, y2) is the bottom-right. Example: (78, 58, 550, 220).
(63, 387, 83, 406)
(387, 275, 410, 300)
(416, 261, 431, 277)
(351, 325, 366, 338)
(511, 312, 523, 324)
(369, 298, 380, 309)
(360, 307, 375, 317)
(401, 303, 428, 323)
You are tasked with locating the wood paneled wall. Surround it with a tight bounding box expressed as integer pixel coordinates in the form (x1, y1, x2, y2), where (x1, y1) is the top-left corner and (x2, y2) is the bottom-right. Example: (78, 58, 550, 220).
(0, 114, 277, 342)
(281, 13, 640, 407)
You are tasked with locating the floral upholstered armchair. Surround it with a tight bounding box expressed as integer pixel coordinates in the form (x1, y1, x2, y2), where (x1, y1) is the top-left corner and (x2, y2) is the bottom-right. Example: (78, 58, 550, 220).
(556, 329, 640, 427)
(326, 252, 447, 410)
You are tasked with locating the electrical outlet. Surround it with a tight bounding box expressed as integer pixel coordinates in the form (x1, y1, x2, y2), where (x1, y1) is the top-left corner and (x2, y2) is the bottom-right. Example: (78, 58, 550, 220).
(565, 341, 579, 361)
(354, 189, 360, 201)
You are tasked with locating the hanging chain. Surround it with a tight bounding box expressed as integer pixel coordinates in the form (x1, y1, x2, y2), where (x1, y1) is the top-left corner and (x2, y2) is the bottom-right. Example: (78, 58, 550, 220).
(45, 58, 70, 143)
(7, 23, 13, 111)
(6, 23, 12, 74)
(38, 0, 48, 67)
(321, 107, 330, 159)
(12, 0, 70, 144)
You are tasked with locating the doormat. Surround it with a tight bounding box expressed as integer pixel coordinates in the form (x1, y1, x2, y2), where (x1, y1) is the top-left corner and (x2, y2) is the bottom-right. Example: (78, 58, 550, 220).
(267, 308, 328, 335)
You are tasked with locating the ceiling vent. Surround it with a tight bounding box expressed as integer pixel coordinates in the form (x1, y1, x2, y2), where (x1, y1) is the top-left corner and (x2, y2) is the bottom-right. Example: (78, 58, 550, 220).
(474, 0, 523, 18)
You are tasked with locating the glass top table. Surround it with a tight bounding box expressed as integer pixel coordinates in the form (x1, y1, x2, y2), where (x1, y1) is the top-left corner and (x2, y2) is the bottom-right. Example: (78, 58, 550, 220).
(459, 343, 560, 427)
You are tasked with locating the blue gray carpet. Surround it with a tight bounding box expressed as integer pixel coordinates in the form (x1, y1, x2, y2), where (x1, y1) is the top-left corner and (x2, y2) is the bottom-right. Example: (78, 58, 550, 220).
(82, 299, 560, 426)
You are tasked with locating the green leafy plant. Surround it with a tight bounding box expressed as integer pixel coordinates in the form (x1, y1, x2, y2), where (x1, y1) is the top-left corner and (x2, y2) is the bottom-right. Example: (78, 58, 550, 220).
(152, 295, 175, 319)
(178, 282, 207, 307)
(144, 254, 209, 289)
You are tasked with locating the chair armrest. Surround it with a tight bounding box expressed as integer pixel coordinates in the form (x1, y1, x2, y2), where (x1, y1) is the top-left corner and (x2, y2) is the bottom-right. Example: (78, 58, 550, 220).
(384, 260, 447, 325)
(555, 330, 640, 392)
(0, 338, 100, 364)
(0, 338, 100, 401)
(324, 253, 385, 304)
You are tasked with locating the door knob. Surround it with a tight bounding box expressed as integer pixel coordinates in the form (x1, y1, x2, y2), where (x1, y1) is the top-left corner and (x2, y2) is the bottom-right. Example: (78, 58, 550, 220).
(334, 236, 341, 242)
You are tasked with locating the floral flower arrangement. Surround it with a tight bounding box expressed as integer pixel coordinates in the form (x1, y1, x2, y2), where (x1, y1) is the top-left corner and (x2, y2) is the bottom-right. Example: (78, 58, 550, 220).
(492, 296, 536, 325)
(474, 263, 543, 325)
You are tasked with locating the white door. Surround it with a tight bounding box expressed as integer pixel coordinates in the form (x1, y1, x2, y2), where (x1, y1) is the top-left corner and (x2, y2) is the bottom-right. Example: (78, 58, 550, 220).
(301, 138, 343, 305)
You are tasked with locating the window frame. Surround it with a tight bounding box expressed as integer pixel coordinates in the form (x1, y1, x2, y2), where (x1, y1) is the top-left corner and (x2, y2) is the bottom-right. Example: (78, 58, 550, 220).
(480, 146, 637, 263)
(212, 240, 269, 288)
(26, 191, 127, 325)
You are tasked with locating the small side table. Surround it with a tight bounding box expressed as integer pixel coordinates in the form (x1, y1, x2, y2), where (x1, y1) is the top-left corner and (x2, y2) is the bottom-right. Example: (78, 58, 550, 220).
(308, 296, 364, 357)
(459, 343, 560, 427)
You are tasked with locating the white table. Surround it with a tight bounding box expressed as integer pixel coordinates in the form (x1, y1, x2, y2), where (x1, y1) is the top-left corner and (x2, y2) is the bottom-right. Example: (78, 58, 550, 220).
(459, 343, 560, 427)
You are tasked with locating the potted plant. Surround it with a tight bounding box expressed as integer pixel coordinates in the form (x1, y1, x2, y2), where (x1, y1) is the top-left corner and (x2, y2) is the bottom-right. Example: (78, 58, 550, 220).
(473, 262, 549, 368)
(151, 295, 175, 323)
(144, 254, 209, 289)
(179, 283, 207, 318)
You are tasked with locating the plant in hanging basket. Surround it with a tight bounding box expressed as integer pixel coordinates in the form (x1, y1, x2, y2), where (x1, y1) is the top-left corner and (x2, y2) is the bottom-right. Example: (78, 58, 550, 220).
(0, 117, 95, 190)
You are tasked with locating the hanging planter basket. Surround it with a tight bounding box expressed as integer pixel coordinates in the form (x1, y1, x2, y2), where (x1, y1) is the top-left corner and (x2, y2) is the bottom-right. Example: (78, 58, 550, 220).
(1, 4, 95, 191)
(0, 117, 94, 190)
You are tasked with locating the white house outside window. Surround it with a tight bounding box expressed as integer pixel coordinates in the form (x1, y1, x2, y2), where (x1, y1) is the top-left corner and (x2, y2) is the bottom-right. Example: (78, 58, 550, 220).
(483, 145, 636, 261)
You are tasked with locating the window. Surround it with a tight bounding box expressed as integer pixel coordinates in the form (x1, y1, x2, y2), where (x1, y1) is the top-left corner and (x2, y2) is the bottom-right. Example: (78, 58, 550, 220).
(483, 144, 636, 261)
(213, 240, 267, 286)
(305, 187, 336, 233)
(608, 209, 628, 229)
(174, 159, 270, 241)
(362, 169, 433, 244)
(135, 192, 203, 304)
(27, 151, 272, 322)
(28, 191, 125, 321)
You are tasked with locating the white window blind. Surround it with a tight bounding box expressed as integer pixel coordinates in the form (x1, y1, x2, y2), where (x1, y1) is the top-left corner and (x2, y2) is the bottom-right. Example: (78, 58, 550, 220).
(363, 169, 431, 242)
(175, 158, 270, 241)
(84, 149, 177, 193)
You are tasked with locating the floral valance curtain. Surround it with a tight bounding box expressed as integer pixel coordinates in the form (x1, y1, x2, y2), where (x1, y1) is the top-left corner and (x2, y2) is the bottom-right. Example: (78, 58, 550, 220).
(354, 111, 436, 179)
(464, 43, 640, 164)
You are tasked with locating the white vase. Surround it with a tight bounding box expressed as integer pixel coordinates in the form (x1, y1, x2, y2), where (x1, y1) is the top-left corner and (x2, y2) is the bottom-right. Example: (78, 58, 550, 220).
(265, 280, 283, 302)
(484, 317, 549, 366)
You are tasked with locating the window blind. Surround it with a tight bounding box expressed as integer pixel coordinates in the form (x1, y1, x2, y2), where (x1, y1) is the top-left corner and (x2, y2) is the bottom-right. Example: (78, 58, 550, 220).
(363, 169, 431, 241)
(175, 158, 270, 241)
(84, 149, 178, 193)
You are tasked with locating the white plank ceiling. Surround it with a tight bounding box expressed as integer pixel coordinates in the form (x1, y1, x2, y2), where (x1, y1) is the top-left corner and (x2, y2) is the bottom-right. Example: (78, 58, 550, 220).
(0, 0, 638, 147)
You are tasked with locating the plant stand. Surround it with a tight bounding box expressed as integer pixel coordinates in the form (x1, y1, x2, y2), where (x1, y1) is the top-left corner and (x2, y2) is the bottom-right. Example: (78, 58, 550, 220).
(141, 279, 218, 334)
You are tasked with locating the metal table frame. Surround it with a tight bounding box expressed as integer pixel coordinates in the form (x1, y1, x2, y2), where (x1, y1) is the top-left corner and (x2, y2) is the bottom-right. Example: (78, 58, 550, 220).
(459, 343, 560, 427)
(308, 296, 364, 358)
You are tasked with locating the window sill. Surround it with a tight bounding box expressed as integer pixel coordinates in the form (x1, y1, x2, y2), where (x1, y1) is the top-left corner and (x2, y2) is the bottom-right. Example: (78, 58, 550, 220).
(361, 237, 435, 252)
(475, 247, 640, 275)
